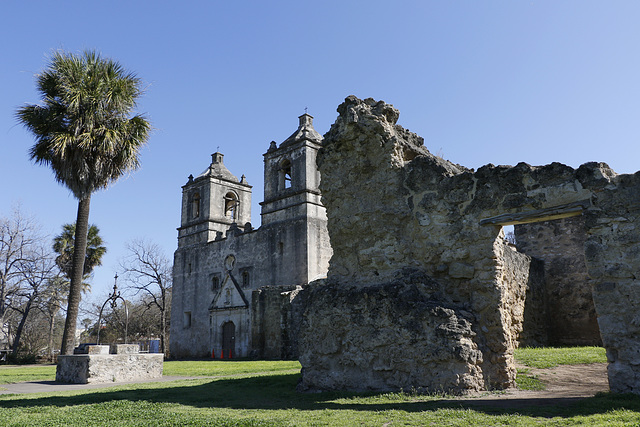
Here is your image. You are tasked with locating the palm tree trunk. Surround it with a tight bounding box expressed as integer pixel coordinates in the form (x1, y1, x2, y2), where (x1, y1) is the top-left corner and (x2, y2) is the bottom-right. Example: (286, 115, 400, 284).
(60, 196, 91, 355)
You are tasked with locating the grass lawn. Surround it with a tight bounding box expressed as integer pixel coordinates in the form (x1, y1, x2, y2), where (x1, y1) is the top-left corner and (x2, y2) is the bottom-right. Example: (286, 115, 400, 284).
(0, 349, 638, 426)
(0, 365, 57, 385)
(513, 346, 608, 391)
(515, 346, 607, 368)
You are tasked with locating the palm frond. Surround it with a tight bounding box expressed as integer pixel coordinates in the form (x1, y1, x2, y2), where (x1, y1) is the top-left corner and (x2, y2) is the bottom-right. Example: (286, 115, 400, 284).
(17, 49, 151, 200)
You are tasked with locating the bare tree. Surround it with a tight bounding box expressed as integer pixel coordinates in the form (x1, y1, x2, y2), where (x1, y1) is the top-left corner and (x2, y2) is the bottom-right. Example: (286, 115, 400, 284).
(120, 239, 172, 356)
(11, 243, 57, 356)
(39, 276, 68, 361)
(0, 207, 43, 351)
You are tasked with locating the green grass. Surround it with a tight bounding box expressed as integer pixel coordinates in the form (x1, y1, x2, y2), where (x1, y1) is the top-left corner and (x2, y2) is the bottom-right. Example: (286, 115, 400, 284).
(0, 360, 301, 384)
(162, 360, 301, 377)
(515, 346, 607, 369)
(0, 370, 639, 426)
(515, 368, 546, 391)
(0, 349, 638, 426)
(0, 365, 56, 384)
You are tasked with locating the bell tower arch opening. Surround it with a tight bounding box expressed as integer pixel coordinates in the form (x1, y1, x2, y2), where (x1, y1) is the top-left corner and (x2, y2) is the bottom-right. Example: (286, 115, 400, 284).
(224, 191, 239, 221)
(280, 159, 292, 190)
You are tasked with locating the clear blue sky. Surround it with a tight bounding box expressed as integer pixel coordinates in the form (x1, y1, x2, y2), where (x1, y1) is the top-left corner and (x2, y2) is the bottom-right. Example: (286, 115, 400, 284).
(2, 1, 640, 303)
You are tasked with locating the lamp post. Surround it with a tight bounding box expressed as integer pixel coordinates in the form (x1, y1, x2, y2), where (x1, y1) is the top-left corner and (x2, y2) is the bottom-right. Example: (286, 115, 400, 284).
(96, 274, 129, 345)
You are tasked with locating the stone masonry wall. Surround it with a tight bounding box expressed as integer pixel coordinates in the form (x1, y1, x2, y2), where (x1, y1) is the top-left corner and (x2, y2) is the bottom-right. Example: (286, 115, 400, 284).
(251, 285, 307, 359)
(301, 97, 539, 392)
(299, 274, 484, 393)
(56, 345, 163, 384)
(584, 171, 640, 393)
(299, 95, 640, 394)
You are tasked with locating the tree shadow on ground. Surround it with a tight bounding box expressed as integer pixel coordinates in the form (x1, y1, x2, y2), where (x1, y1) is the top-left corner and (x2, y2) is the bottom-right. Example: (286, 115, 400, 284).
(1, 373, 639, 420)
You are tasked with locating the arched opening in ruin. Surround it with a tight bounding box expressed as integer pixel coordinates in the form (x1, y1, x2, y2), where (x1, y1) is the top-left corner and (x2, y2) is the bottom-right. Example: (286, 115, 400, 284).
(489, 207, 601, 348)
(513, 216, 601, 346)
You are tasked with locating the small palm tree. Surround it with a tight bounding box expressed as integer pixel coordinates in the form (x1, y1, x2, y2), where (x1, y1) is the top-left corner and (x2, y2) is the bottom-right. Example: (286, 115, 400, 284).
(53, 223, 107, 293)
(16, 50, 150, 354)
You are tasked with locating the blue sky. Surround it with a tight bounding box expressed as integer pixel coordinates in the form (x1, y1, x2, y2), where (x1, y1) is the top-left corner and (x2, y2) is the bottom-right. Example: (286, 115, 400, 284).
(2, 1, 640, 304)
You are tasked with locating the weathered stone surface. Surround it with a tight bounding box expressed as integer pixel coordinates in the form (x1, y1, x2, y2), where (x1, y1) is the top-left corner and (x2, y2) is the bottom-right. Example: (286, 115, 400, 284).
(56, 347, 163, 384)
(110, 344, 141, 354)
(299, 95, 640, 395)
(251, 284, 308, 359)
(298, 276, 484, 394)
(303, 96, 531, 391)
(86, 345, 109, 355)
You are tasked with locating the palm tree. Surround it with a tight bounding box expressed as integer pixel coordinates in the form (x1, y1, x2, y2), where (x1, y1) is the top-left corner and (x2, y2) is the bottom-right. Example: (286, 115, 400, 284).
(16, 50, 150, 354)
(53, 223, 107, 293)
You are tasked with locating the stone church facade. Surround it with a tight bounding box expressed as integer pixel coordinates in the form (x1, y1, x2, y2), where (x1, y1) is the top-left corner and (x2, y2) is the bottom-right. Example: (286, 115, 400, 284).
(169, 114, 332, 359)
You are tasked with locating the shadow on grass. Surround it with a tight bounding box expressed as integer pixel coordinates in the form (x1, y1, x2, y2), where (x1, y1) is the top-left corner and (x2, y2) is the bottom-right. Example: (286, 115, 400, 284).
(1, 373, 639, 419)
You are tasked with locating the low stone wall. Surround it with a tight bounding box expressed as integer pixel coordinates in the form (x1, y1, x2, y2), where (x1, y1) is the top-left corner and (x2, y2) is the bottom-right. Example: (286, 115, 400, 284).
(298, 274, 484, 394)
(56, 344, 163, 384)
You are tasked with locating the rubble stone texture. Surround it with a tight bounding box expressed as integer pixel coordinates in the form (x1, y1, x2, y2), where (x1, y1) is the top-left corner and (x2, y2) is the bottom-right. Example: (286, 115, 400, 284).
(56, 345, 163, 384)
(298, 95, 640, 394)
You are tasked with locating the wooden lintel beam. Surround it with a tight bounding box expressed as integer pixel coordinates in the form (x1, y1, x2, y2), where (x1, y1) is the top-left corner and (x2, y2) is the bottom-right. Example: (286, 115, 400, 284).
(479, 199, 591, 226)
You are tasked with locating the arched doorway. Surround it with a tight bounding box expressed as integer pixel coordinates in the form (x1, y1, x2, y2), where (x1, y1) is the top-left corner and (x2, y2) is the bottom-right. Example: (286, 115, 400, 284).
(222, 321, 235, 356)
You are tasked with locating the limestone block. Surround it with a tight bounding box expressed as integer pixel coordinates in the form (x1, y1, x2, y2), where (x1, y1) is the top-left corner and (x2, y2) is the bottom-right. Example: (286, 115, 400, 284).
(110, 344, 140, 354)
(56, 353, 163, 384)
(87, 345, 110, 355)
(448, 262, 475, 279)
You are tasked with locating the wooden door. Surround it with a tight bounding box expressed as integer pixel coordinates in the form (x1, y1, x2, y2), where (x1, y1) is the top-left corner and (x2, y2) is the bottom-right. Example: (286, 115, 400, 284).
(222, 321, 235, 355)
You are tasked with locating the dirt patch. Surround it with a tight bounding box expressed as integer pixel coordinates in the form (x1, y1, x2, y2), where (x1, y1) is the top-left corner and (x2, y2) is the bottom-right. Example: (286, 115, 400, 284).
(519, 363, 608, 398)
(452, 363, 609, 409)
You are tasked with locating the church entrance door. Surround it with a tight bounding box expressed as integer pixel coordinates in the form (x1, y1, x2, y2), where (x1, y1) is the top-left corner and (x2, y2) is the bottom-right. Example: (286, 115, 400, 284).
(222, 321, 235, 356)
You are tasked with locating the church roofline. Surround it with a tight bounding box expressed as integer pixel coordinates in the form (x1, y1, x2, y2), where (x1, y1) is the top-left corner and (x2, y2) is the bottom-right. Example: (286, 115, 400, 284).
(183, 151, 252, 188)
(272, 113, 323, 151)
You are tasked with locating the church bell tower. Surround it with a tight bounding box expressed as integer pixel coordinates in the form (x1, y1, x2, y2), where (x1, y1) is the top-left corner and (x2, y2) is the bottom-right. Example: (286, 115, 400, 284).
(178, 152, 252, 247)
(261, 113, 324, 225)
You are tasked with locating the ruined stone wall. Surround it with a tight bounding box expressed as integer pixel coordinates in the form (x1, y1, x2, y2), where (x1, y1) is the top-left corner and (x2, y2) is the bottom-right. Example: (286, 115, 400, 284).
(515, 216, 601, 346)
(584, 171, 640, 394)
(301, 97, 545, 392)
(500, 244, 547, 348)
(299, 275, 484, 393)
(517, 255, 547, 347)
(300, 95, 640, 395)
(251, 285, 307, 359)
